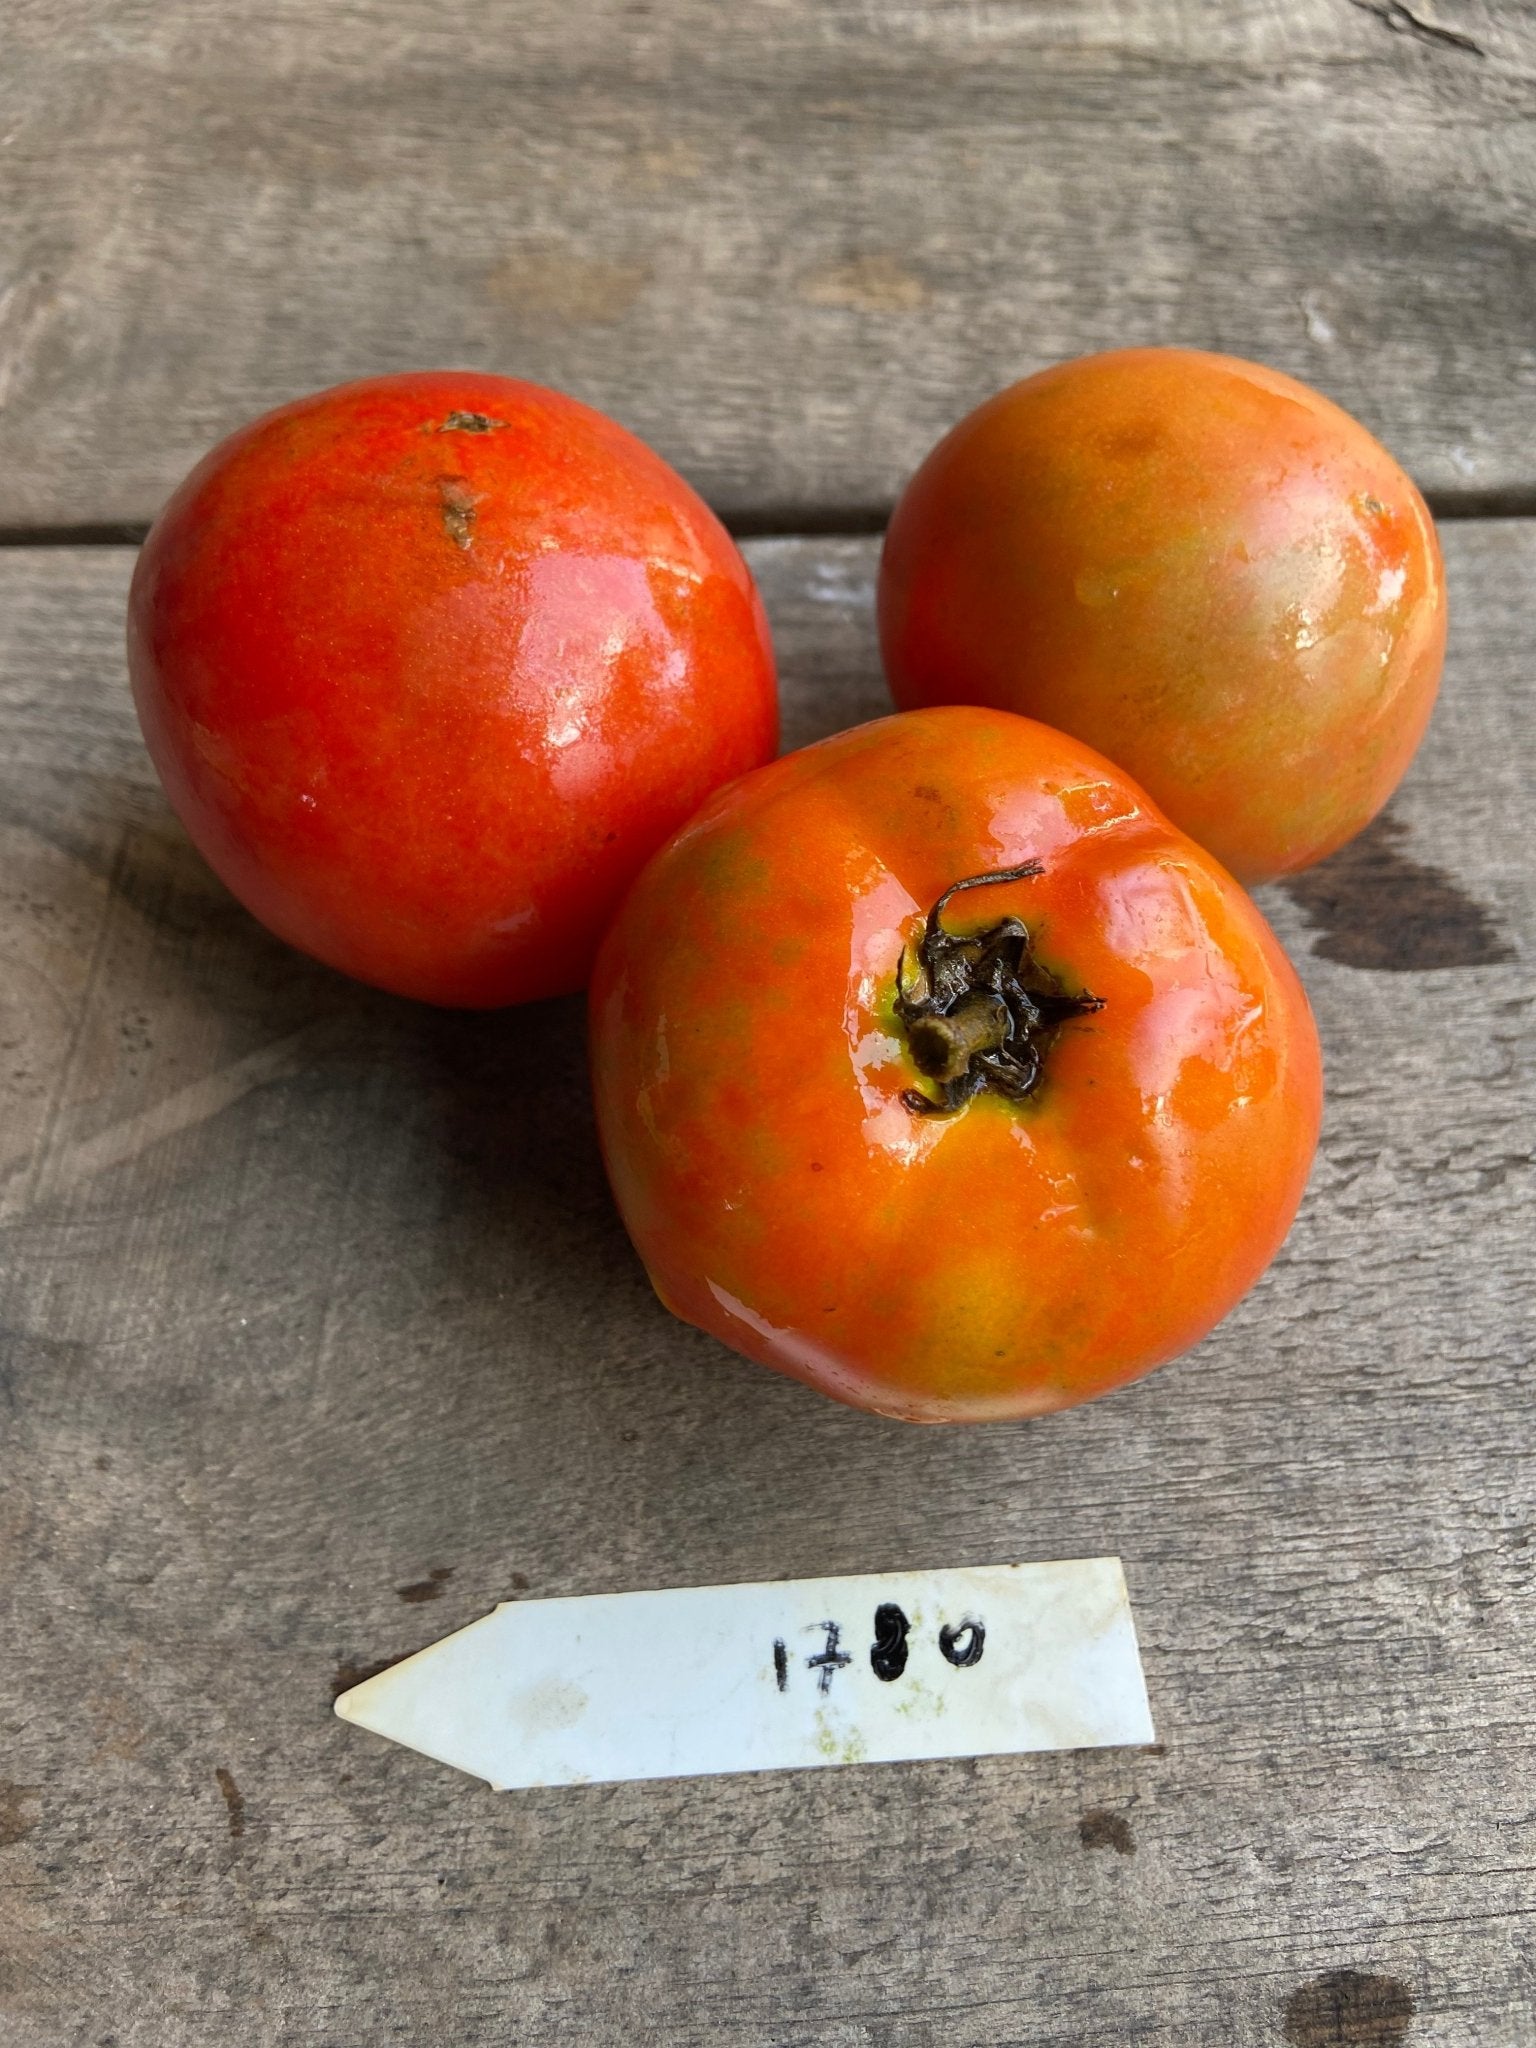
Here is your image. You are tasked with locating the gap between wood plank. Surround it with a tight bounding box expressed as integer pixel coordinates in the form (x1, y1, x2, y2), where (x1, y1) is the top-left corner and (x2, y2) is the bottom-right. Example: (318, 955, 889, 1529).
(2, 489, 1534, 550)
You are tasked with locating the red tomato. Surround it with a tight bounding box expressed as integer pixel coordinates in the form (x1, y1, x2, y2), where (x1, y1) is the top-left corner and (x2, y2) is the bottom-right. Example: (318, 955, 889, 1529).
(591, 707, 1322, 1423)
(128, 373, 777, 1006)
(879, 349, 1446, 884)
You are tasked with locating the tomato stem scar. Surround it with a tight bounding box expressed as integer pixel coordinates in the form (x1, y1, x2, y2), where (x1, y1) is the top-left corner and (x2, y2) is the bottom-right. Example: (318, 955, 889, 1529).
(896, 864, 1103, 1116)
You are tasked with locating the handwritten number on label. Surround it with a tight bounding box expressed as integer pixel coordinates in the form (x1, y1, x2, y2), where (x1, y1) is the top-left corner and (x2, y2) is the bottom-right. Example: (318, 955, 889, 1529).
(871, 1603, 910, 1682)
(774, 1610, 985, 1689)
(806, 1620, 852, 1694)
(939, 1618, 986, 1668)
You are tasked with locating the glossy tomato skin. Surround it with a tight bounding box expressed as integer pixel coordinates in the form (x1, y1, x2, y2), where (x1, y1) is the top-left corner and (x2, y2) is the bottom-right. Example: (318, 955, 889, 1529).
(879, 349, 1446, 885)
(128, 372, 777, 1006)
(591, 706, 1322, 1423)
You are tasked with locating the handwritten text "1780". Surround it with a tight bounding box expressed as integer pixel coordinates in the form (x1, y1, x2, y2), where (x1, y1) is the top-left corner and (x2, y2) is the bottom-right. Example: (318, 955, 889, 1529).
(773, 1605, 986, 1694)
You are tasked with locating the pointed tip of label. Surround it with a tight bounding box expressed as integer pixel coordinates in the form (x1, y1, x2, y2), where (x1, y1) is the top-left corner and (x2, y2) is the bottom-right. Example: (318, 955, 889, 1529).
(334, 1657, 418, 1726)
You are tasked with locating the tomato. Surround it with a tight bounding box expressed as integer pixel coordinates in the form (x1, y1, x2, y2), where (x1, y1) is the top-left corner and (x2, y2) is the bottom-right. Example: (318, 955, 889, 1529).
(878, 349, 1446, 885)
(128, 372, 777, 1006)
(591, 707, 1322, 1423)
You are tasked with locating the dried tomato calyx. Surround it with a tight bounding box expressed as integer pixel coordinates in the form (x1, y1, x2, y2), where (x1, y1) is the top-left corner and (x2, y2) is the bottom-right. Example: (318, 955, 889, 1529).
(895, 863, 1103, 1117)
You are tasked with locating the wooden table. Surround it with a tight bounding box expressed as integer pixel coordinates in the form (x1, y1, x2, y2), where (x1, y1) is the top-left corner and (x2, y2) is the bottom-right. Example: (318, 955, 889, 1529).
(2, 6, 1532, 2043)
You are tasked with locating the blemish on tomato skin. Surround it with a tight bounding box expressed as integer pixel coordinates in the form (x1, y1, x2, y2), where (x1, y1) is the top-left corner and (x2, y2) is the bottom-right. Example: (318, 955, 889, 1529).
(431, 411, 508, 434)
(437, 475, 480, 549)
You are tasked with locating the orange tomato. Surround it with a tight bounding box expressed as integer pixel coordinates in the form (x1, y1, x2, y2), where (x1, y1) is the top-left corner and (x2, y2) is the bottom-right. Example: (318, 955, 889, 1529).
(591, 707, 1322, 1422)
(129, 373, 776, 1007)
(879, 349, 1445, 884)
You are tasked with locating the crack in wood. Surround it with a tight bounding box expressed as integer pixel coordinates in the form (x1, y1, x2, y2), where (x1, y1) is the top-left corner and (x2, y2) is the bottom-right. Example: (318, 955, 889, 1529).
(1348, 0, 1484, 56)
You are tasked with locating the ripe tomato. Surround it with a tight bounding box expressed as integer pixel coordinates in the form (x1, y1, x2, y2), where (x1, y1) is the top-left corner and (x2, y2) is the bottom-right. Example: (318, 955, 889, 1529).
(128, 372, 777, 1006)
(591, 707, 1322, 1423)
(878, 349, 1446, 884)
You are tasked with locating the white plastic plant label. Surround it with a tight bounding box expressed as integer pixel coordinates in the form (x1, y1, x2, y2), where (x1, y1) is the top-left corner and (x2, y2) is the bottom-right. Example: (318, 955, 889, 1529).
(335, 1558, 1154, 1789)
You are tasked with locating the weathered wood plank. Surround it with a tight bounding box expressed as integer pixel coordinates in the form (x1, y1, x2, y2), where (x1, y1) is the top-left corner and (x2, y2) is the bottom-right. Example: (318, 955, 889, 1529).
(0, 527, 1533, 2045)
(0, 0, 1532, 529)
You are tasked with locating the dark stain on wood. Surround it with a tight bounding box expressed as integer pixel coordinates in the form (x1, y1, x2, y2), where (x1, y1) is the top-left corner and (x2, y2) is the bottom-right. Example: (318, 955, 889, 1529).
(0, 1782, 39, 1848)
(1280, 813, 1514, 971)
(1077, 1808, 1135, 1855)
(214, 1767, 245, 1840)
(331, 1654, 409, 1702)
(396, 1566, 454, 1604)
(1282, 1969, 1416, 2046)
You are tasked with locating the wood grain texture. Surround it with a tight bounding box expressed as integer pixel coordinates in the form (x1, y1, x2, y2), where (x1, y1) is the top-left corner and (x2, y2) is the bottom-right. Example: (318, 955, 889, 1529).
(1, 0, 1533, 530)
(0, 527, 1533, 2045)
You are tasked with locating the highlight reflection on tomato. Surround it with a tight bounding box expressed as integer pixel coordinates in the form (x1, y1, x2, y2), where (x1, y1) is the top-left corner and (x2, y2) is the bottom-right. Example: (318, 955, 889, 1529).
(128, 372, 777, 1007)
(879, 348, 1446, 885)
(591, 707, 1322, 1423)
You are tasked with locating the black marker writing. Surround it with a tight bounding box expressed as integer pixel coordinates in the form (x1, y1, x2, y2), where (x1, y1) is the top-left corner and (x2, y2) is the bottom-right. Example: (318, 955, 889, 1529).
(939, 1617, 985, 1668)
(806, 1620, 852, 1694)
(771, 1610, 987, 1688)
(871, 1603, 910, 1682)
